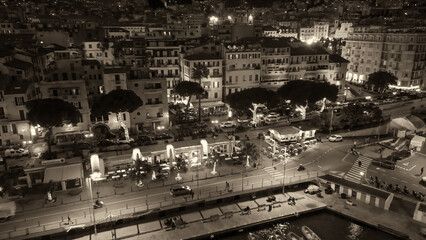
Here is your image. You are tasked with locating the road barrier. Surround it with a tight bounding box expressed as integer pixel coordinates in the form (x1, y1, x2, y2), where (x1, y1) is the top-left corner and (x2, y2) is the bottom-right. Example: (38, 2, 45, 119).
(0, 171, 326, 239)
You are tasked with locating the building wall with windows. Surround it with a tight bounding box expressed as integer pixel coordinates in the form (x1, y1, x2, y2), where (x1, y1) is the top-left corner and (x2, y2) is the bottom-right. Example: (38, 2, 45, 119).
(181, 53, 223, 106)
(128, 78, 169, 134)
(223, 45, 261, 97)
(260, 38, 291, 89)
(0, 81, 35, 146)
(102, 67, 128, 92)
(146, 39, 182, 103)
(37, 80, 90, 136)
(342, 27, 426, 89)
(83, 41, 115, 65)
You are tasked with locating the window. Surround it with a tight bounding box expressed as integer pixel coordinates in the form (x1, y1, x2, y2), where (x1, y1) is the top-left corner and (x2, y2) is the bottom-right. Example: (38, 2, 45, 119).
(2, 125, 7, 133)
(15, 97, 24, 106)
(147, 98, 152, 104)
(235, 76, 238, 82)
(214, 92, 218, 98)
(155, 98, 160, 104)
(88, 44, 92, 49)
(72, 73, 76, 80)
(12, 124, 17, 134)
(105, 52, 108, 58)
(115, 75, 120, 84)
(123, 113, 126, 121)
(229, 76, 232, 83)
(19, 110, 25, 120)
(255, 74, 258, 81)
(62, 73, 68, 80)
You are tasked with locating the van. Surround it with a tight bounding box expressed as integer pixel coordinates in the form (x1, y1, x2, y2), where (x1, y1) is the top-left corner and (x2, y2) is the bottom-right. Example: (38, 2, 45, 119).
(371, 160, 395, 170)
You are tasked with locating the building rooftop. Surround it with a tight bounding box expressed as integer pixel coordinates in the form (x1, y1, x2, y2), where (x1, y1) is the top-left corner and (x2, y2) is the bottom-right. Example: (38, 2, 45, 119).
(260, 38, 291, 48)
(329, 54, 350, 63)
(104, 67, 127, 74)
(183, 53, 222, 60)
(290, 44, 328, 56)
(4, 81, 31, 95)
(4, 59, 33, 70)
(82, 59, 101, 66)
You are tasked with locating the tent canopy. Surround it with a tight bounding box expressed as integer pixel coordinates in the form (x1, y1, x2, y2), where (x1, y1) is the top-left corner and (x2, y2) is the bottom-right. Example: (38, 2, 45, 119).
(43, 164, 83, 183)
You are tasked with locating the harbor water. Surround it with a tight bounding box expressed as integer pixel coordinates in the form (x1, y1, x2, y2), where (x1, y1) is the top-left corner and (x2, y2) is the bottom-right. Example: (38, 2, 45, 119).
(220, 210, 401, 240)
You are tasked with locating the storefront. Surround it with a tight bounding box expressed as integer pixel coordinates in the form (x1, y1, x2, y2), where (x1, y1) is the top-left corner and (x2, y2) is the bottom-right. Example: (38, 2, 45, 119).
(42, 163, 84, 191)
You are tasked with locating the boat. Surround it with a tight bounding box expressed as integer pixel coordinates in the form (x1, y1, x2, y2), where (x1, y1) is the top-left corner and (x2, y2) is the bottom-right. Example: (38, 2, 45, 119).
(301, 226, 321, 240)
(287, 232, 304, 240)
(248, 232, 264, 240)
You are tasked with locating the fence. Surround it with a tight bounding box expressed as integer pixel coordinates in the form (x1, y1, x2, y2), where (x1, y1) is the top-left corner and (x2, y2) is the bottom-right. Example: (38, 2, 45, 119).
(0, 171, 326, 239)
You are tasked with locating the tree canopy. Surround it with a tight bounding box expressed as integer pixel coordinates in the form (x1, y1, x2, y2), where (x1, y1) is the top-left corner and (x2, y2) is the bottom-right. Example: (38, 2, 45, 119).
(226, 88, 280, 115)
(340, 104, 382, 130)
(174, 81, 204, 99)
(366, 71, 397, 93)
(27, 98, 82, 129)
(192, 64, 209, 81)
(277, 80, 338, 105)
(91, 89, 143, 117)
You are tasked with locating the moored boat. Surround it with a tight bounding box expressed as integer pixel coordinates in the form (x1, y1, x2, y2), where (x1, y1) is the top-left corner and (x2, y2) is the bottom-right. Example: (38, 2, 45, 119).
(248, 232, 264, 240)
(287, 231, 304, 240)
(301, 226, 321, 240)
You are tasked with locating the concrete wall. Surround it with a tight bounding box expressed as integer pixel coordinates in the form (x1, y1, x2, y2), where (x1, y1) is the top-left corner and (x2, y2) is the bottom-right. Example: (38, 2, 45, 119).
(338, 122, 389, 137)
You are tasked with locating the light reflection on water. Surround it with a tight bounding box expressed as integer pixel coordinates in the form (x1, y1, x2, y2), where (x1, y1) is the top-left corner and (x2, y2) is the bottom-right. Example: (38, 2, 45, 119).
(220, 211, 400, 240)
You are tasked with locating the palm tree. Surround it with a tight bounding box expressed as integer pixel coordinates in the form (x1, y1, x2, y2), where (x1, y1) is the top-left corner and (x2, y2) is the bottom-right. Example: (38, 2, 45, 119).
(192, 65, 209, 123)
(241, 141, 260, 162)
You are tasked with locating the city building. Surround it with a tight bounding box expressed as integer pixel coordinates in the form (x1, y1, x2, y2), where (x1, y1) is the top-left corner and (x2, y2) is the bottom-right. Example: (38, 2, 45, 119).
(222, 44, 261, 97)
(260, 38, 291, 89)
(342, 26, 426, 89)
(82, 41, 115, 65)
(181, 53, 224, 109)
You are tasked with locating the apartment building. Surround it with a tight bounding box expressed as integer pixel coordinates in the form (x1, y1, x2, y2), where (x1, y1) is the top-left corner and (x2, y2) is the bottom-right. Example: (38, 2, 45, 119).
(300, 22, 330, 42)
(334, 22, 354, 39)
(0, 80, 36, 146)
(342, 26, 426, 89)
(145, 39, 182, 103)
(260, 38, 291, 90)
(181, 53, 223, 108)
(82, 41, 115, 65)
(37, 80, 90, 136)
(42, 48, 84, 82)
(127, 76, 169, 134)
(263, 26, 298, 38)
(222, 44, 261, 97)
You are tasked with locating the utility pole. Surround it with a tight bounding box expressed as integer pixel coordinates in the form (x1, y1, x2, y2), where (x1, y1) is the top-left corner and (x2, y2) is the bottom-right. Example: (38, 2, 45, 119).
(329, 105, 334, 135)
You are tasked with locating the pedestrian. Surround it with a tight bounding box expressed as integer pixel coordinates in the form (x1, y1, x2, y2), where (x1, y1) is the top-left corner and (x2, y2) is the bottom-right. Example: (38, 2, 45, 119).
(268, 205, 272, 212)
(225, 181, 229, 191)
(358, 160, 362, 167)
(191, 191, 194, 199)
(421, 167, 424, 175)
(67, 216, 73, 224)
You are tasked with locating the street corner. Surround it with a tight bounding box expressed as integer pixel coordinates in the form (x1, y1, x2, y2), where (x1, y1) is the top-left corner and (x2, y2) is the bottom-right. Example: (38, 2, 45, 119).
(396, 153, 425, 173)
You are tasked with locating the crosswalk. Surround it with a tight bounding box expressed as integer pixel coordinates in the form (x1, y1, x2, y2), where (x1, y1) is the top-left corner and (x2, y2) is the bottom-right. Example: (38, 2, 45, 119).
(264, 166, 285, 179)
(344, 156, 373, 183)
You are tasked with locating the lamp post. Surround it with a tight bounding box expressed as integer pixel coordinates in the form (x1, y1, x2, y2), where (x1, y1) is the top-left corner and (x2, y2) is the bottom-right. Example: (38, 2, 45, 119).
(282, 148, 287, 195)
(87, 172, 101, 238)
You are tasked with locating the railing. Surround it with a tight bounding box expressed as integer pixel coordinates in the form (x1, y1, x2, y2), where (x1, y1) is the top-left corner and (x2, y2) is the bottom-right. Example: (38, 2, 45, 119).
(1, 171, 326, 239)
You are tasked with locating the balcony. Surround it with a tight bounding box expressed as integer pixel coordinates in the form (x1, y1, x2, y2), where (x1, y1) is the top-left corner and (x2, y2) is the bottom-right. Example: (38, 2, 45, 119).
(146, 101, 164, 106)
(210, 73, 222, 78)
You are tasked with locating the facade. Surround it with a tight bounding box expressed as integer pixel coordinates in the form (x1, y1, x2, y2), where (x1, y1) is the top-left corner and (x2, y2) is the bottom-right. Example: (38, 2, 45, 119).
(127, 77, 169, 134)
(334, 22, 354, 39)
(260, 38, 291, 89)
(222, 44, 261, 97)
(82, 41, 115, 65)
(342, 26, 426, 89)
(37, 80, 90, 137)
(0, 81, 36, 147)
(181, 53, 223, 107)
(145, 39, 182, 103)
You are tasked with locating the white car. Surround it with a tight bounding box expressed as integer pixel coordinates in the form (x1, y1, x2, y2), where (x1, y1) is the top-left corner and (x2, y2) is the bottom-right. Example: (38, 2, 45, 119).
(4, 148, 29, 158)
(267, 112, 280, 118)
(265, 116, 280, 124)
(220, 121, 236, 128)
(328, 135, 343, 142)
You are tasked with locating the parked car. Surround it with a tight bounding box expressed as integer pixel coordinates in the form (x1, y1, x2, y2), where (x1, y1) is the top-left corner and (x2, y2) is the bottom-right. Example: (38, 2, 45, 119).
(328, 135, 343, 142)
(137, 136, 158, 146)
(267, 112, 280, 118)
(220, 121, 236, 128)
(170, 185, 193, 196)
(4, 148, 29, 158)
(371, 160, 395, 170)
(265, 116, 280, 124)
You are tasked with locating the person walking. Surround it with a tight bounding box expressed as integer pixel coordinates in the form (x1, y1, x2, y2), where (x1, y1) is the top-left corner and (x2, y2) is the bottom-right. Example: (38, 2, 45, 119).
(421, 167, 424, 175)
(191, 191, 194, 199)
(224, 181, 229, 191)
(358, 160, 362, 167)
(67, 216, 73, 225)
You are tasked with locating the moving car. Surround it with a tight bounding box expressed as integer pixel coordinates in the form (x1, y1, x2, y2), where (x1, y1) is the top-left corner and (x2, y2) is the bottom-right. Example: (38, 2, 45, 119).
(220, 121, 236, 128)
(328, 135, 343, 142)
(371, 160, 395, 170)
(4, 148, 29, 158)
(170, 185, 193, 196)
(267, 112, 280, 118)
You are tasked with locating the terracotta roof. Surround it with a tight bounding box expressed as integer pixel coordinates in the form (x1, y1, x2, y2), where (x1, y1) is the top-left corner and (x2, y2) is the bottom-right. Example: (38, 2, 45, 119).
(4, 81, 31, 95)
(329, 54, 350, 63)
(184, 53, 221, 60)
(4, 59, 33, 70)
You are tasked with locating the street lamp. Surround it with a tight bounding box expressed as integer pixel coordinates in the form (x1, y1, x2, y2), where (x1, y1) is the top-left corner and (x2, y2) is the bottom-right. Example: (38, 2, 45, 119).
(87, 172, 101, 238)
(282, 148, 287, 195)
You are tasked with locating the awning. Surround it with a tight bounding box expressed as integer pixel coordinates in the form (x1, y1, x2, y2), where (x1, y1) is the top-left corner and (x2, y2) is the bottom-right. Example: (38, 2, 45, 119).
(390, 117, 418, 131)
(43, 164, 83, 183)
(193, 101, 225, 108)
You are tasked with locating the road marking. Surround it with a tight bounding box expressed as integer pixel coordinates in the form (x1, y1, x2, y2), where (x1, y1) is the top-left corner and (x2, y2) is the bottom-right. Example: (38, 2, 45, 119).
(409, 165, 416, 171)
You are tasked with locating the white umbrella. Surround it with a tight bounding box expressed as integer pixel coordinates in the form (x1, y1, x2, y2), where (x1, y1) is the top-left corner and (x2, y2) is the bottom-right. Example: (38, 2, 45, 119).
(152, 171, 156, 180)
